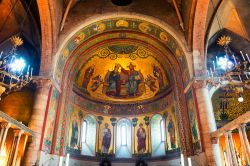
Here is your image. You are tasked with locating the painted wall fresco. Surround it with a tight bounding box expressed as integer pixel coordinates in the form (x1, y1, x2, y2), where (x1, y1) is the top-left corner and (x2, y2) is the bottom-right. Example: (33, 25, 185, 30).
(54, 18, 190, 89)
(74, 45, 169, 103)
(42, 88, 59, 153)
(65, 102, 181, 158)
(165, 105, 180, 151)
(186, 88, 202, 154)
(67, 104, 81, 150)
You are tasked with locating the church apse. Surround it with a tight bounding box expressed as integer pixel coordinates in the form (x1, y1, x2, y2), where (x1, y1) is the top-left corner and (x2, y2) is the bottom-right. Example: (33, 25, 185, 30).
(51, 17, 194, 163)
(65, 102, 181, 159)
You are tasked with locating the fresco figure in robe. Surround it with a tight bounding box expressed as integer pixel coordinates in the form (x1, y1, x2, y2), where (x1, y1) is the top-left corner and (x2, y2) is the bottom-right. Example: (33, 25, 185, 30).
(106, 64, 121, 96)
(120, 62, 144, 96)
(70, 115, 79, 149)
(102, 123, 111, 154)
(82, 65, 94, 91)
(168, 116, 176, 149)
(137, 123, 146, 153)
(152, 64, 164, 92)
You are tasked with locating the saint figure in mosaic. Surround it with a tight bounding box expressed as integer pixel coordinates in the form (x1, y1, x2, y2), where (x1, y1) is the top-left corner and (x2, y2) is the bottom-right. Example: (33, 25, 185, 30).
(102, 123, 111, 153)
(168, 116, 176, 149)
(137, 123, 146, 153)
(70, 115, 79, 148)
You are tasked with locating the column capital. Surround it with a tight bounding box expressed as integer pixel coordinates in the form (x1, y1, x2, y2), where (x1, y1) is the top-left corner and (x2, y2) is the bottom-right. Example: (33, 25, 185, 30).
(13, 129, 24, 137)
(1, 122, 11, 129)
(238, 123, 247, 128)
(32, 76, 61, 92)
(193, 79, 207, 89)
(32, 77, 52, 88)
(224, 130, 232, 136)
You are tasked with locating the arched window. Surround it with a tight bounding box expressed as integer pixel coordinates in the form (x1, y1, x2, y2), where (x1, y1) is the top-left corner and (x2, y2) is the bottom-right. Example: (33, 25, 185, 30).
(151, 114, 166, 157)
(121, 124, 127, 146)
(81, 115, 96, 156)
(81, 120, 87, 143)
(160, 119, 166, 142)
(116, 118, 132, 158)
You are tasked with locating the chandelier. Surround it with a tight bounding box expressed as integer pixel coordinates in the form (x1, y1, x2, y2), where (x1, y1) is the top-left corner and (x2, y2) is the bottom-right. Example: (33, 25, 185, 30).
(0, 36, 32, 99)
(206, 0, 250, 103)
(206, 34, 250, 102)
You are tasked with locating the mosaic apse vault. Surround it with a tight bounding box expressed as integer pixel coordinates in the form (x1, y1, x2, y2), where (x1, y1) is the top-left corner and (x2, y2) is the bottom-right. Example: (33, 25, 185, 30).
(74, 44, 170, 103)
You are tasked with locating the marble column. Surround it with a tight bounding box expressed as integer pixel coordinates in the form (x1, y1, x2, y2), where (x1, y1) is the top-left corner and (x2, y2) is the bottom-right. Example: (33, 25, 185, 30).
(224, 132, 233, 166)
(228, 131, 239, 166)
(24, 78, 52, 166)
(12, 130, 24, 166)
(240, 124, 250, 160)
(238, 124, 250, 165)
(0, 122, 11, 152)
(0, 123, 5, 147)
(193, 80, 222, 166)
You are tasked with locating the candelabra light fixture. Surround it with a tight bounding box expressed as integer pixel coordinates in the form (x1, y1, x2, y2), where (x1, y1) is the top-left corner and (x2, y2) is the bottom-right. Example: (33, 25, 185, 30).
(0, 36, 33, 99)
(207, 35, 250, 102)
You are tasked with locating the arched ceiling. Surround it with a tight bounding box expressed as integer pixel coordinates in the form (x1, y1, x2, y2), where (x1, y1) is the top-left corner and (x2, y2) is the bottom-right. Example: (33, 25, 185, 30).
(73, 42, 172, 104)
(53, 16, 191, 116)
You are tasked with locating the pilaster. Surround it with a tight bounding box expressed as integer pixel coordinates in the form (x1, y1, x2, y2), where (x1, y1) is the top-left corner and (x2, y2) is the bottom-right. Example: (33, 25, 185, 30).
(24, 78, 52, 166)
(193, 79, 222, 166)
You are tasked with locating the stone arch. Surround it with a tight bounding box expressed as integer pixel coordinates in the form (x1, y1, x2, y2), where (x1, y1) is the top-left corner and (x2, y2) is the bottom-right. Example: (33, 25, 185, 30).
(36, 0, 58, 76)
(52, 13, 193, 83)
(193, 0, 210, 77)
(51, 14, 194, 156)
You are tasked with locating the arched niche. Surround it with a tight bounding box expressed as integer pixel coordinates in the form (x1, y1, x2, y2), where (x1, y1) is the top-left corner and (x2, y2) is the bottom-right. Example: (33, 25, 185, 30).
(81, 114, 97, 156)
(53, 15, 193, 156)
(116, 118, 132, 158)
(151, 114, 166, 157)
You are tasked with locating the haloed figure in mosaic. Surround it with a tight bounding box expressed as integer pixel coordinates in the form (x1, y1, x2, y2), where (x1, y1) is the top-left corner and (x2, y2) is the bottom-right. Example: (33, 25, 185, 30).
(168, 116, 176, 149)
(102, 123, 112, 153)
(137, 123, 146, 153)
(70, 115, 79, 149)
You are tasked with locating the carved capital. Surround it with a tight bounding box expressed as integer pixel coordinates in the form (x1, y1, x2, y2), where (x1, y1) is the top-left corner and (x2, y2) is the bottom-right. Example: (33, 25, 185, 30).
(211, 137, 218, 144)
(32, 77, 52, 89)
(13, 129, 24, 137)
(193, 79, 207, 89)
(1, 122, 11, 129)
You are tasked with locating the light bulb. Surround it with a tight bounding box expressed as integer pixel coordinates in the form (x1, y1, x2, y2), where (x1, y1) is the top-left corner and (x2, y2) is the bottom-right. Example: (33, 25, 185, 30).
(238, 96, 244, 102)
(10, 58, 26, 72)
